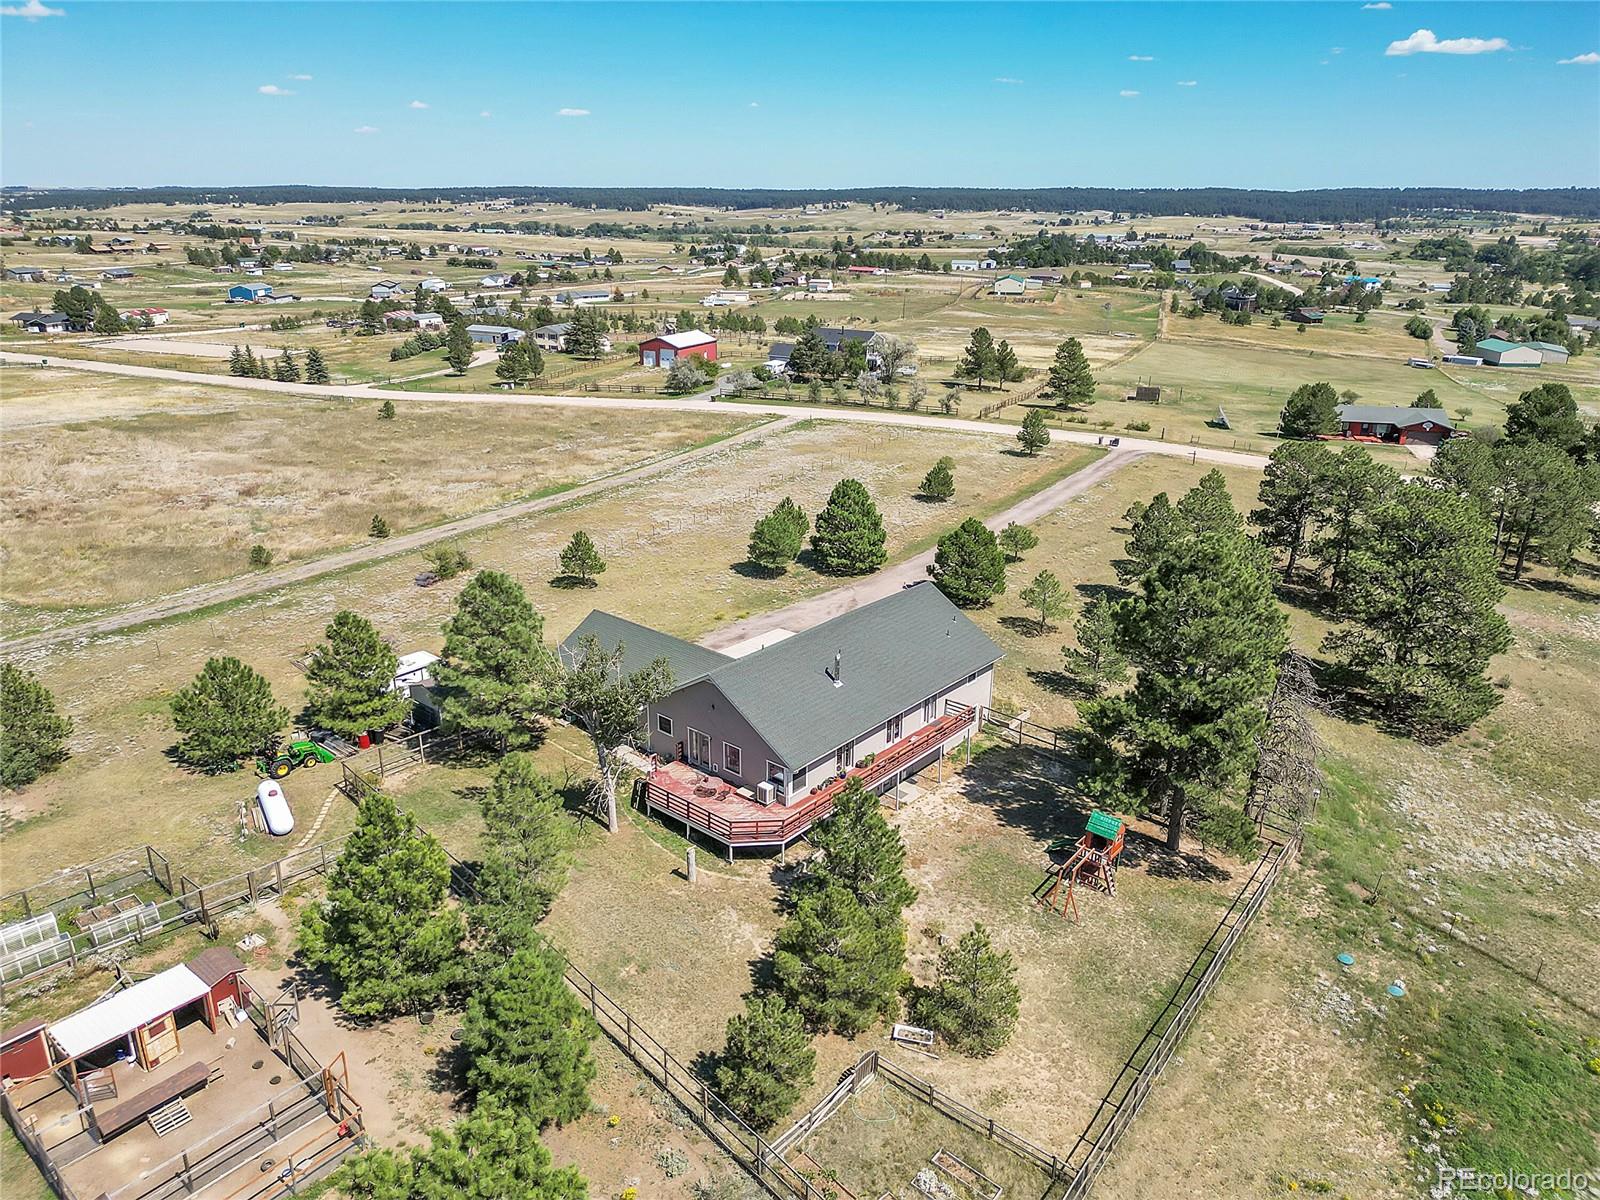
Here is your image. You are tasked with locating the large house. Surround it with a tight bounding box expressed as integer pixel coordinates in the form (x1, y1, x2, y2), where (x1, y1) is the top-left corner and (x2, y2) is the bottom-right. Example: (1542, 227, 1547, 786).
(531, 322, 612, 354)
(1334, 404, 1454, 446)
(560, 585, 1000, 857)
(9, 311, 71, 334)
(466, 324, 524, 346)
(638, 329, 717, 367)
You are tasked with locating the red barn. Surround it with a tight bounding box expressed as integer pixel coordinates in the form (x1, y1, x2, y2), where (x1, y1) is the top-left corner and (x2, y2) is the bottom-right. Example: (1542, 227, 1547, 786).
(639, 329, 717, 367)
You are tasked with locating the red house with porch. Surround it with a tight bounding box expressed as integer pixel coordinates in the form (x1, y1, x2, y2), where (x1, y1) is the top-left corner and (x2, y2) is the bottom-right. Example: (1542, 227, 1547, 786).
(1333, 403, 1455, 446)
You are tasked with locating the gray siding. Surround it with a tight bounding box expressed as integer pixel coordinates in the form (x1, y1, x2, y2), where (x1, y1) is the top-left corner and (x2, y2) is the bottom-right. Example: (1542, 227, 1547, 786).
(647, 680, 787, 797)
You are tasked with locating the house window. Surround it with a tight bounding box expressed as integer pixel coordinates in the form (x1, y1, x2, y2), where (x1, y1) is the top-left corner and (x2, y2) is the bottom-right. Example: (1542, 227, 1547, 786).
(767, 762, 784, 784)
(724, 743, 742, 779)
(792, 766, 806, 792)
(967, 672, 977, 685)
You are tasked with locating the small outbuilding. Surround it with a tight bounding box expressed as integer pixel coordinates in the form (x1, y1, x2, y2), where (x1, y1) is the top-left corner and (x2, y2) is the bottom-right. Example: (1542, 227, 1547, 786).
(639, 329, 717, 367)
(1288, 307, 1324, 325)
(466, 324, 524, 345)
(1475, 338, 1541, 367)
(227, 283, 272, 303)
(992, 275, 1028, 296)
(1526, 340, 1570, 365)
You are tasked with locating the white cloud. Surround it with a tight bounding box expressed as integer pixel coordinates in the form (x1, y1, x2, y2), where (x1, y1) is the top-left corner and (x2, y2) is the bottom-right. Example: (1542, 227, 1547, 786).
(556, 107, 590, 117)
(258, 84, 294, 96)
(409, 99, 429, 109)
(749, 101, 760, 108)
(480, 110, 492, 117)
(0, 0, 65, 18)
(1385, 28, 1509, 56)
(993, 76, 1023, 85)
(1362, 2, 1391, 8)
(353, 125, 379, 134)
(1128, 54, 1154, 61)
(1176, 79, 1199, 86)
(290, 73, 312, 81)
(1558, 51, 1600, 65)
(1119, 89, 1140, 97)
(1330, 47, 1344, 54)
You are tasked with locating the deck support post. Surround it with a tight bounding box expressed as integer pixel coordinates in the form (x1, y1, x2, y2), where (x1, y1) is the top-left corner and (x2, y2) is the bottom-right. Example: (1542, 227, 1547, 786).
(686, 847, 697, 884)
(965, 730, 972, 766)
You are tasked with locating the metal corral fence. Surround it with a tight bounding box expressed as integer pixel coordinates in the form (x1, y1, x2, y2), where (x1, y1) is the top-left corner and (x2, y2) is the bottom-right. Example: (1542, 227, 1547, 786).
(1055, 834, 1299, 1198)
(0, 838, 347, 999)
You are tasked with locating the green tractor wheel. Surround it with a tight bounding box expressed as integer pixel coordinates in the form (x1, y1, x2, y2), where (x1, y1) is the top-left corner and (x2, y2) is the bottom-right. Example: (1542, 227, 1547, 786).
(267, 757, 294, 779)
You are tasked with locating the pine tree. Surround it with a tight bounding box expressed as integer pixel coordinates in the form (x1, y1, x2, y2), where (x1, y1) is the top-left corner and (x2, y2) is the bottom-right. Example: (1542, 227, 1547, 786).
(304, 347, 330, 384)
(241, 346, 259, 377)
(337, 1099, 586, 1200)
(1311, 448, 1398, 598)
(556, 531, 605, 584)
(1504, 383, 1585, 454)
(713, 994, 816, 1132)
(1325, 483, 1511, 735)
(957, 327, 999, 388)
(1278, 381, 1340, 439)
(445, 321, 474, 373)
(930, 517, 1007, 607)
(806, 778, 917, 914)
(298, 789, 463, 1018)
(564, 309, 608, 359)
(1062, 594, 1128, 692)
(998, 522, 1038, 561)
(919, 460, 955, 501)
(228, 345, 247, 376)
(1118, 492, 1185, 584)
(304, 610, 411, 739)
(461, 939, 596, 1125)
(378, 399, 396, 420)
(273, 350, 300, 382)
(560, 635, 674, 834)
(1495, 442, 1599, 577)
(369, 514, 391, 538)
(470, 754, 572, 948)
(1019, 569, 1068, 634)
(911, 923, 1020, 1057)
(1083, 525, 1286, 854)
(1043, 337, 1096, 407)
(0, 663, 73, 788)
(496, 341, 530, 387)
(811, 479, 887, 575)
(1177, 468, 1243, 538)
(749, 510, 804, 572)
(170, 657, 288, 771)
(1016, 408, 1051, 456)
(994, 339, 1020, 389)
(773, 883, 907, 1035)
(1251, 442, 1334, 580)
(436, 570, 557, 750)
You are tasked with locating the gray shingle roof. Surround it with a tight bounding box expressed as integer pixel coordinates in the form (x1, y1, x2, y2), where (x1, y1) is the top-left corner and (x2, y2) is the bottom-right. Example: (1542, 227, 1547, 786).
(560, 611, 732, 685)
(1337, 404, 1452, 428)
(703, 585, 1002, 769)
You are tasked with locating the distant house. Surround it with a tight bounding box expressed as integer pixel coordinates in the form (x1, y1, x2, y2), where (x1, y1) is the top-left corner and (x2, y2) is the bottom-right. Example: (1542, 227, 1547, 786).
(639, 329, 717, 367)
(369, 280, 404, 300)
(532, 322, 611, 354)
(1171, 260, 1192, 274)
(1566, 315, 1600, 335)
(1028, 270, 1065, 285)
(1126, 262, 1154, 274)
(1221, 286, 1257, 312)
(272, 262, 294, 272)
(8, 311, 70, 334)
(419, 277, 448, 293)
(701, 290, 751, 307)
(1525, 340, 1570, 365)
(100, 267, 135, 281)
(846, 265, 887, 276)
(466, 324, 524, 346)
(1475, 338, 1542, 367)
(1334, 404, 1454, 446)
(1288, 307, 1324, 325)
(480, 273, 514, 289)
(992, 275, 1028, 297)
(119, 307, 170, 326)
(950, 259, 982, 272)
(773, 272, 802, 287)
(1344, 274, 1383, 291)
(555, 286, 612, 306)
(227, 283, 272, 303)
(569, 585, 999, 857)
(765, 341, 795, 374)
(385, 310, 444, 330)
(4, 266, 46, 283)
(807, 278, 835, 293)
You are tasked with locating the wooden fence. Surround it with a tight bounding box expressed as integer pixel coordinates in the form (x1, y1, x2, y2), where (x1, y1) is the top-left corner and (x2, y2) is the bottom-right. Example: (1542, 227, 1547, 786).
(977, 706, 1073, 758)
(1054, 834, 1298, 1197)
(0, 846, 173, 923)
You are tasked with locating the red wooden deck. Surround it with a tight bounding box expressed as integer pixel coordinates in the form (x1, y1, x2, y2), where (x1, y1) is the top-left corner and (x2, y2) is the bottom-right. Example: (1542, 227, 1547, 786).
(641, 705, 973, 851)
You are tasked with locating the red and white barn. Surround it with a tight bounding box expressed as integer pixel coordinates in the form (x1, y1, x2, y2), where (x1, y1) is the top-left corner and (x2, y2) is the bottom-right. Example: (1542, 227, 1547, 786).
(639, 329, 717, 367)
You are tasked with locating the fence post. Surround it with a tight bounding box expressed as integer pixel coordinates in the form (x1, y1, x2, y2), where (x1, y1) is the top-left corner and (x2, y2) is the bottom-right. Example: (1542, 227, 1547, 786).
(85, 866, 97, 901)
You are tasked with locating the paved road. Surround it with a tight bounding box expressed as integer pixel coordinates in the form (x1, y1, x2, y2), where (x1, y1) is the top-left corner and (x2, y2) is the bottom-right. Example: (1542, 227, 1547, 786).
(0, 417, 798, 655)
(701, 449, 1145, 651)
(1, 352, 1270, 469)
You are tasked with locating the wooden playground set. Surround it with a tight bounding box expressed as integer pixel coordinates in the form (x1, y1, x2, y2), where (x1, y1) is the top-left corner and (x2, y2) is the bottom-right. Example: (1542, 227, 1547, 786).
(1034, 811, 1127, 924)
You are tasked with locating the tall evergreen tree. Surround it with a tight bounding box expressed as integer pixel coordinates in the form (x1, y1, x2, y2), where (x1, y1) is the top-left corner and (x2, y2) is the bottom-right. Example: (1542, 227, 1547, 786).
(929, 517, 1007, 607)
(957, 326, 999, 388)
(1016, 408, 1051, 455)
(1504, 382, 1585, 455)
(712, 995, 816, 1132)
(1251, 442, 1334, 580)
(445, 320, 474, 373)
(998, 521, 1039, 561)
(228, 345, 247, 376)
(304, 610, 411, 739)
(556, 530, 605, 585)
(1496, 443, 1600, 578)
(1043, 336, 1096, 407)
(1083, 525, 1286, 854)
(806, 778, 917, 914)
(1019, 569, 1069, 633)
(1062, 594, 1128, 692)
(1278, 381, 1340, 439)
(170, 657, 288, 771)
(470, 753, 572, 950)
(1117, 492, 1185, 584)
(436, 571, 557, 749)
(1311, 448, 1398, 597)
(461, 939, 596, 1125)
(910, 923, 1020, 1057)
(563, 308, 609, 359)
(299, 789, 463, 1018)
(1325, 483, 1511, 735)
(994, 339, 1020, 389)
(1177, 468, 1242, 537)
(304, 346, 330, 384)
(748, 501, 805, 572)
(0, 663, 73, 788)
(919, 459, 956, 501)
(773, 883, 907, 1035)
(811, 479, 888, 575)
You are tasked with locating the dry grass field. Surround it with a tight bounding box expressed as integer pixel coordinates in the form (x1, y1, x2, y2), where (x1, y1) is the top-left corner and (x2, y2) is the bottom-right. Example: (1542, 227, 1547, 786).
(0, 368, 758, 614)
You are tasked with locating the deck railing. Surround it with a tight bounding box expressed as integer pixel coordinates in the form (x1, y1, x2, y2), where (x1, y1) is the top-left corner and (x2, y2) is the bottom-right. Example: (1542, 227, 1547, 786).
(641, 704, 975, 848)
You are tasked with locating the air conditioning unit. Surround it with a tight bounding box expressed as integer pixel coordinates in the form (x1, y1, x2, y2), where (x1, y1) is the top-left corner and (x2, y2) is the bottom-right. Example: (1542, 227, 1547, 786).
(755, 780, 778, 806)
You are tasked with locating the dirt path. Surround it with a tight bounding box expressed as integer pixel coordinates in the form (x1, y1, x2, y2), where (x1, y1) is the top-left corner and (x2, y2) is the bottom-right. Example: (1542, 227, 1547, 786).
(1241, 272, 1303, 297)
(701, 449, 1145, 650)
(0, 417, 796, 655)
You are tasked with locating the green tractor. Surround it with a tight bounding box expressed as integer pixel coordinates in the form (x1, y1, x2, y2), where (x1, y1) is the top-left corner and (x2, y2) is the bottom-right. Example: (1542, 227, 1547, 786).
(256, 738, 337, 780)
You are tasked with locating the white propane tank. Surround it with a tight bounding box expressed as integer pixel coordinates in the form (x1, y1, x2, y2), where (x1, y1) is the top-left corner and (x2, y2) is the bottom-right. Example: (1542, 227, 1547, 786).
(256, 780, 294, 836)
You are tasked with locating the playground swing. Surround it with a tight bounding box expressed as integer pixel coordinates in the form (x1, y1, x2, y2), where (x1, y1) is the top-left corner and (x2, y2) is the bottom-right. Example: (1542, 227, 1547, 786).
(1036, 811, 1126, 923)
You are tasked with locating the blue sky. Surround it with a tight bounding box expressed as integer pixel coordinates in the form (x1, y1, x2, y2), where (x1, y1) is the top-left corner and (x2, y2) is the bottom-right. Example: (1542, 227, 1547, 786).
(3, 1, 1597, 190)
